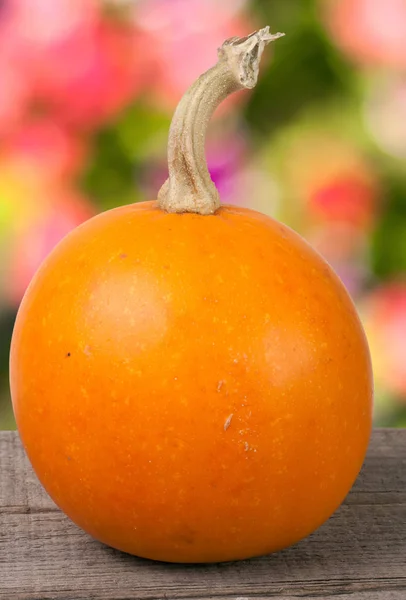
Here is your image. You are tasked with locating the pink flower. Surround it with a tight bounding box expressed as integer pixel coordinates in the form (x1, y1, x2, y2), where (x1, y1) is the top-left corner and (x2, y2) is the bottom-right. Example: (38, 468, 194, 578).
(3, 118, 86, 183)
(280, 131, 381, 232)
(0, 27, 30, 135)
(6, 191, 95, 305)
(134, 0, 257, 109)
(322, 0, 406, 68)
(35, 20, 145, 128)
(309, 175, 377, 229)
(0, 0, 145, 129)
(361, 282, 406, 398)
(8, 0, 99, 46)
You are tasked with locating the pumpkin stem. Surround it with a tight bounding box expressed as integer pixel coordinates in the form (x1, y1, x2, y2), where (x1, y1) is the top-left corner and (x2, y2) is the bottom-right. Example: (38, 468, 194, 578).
(157, 27, 284, 215)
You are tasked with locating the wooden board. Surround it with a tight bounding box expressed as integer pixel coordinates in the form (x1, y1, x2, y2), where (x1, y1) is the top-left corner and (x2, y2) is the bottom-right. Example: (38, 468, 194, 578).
(1, 429, 405, 600)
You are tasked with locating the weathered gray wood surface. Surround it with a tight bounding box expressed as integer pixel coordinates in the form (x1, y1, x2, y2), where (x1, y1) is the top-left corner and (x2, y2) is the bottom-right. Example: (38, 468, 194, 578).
(0, 429, 405, 600)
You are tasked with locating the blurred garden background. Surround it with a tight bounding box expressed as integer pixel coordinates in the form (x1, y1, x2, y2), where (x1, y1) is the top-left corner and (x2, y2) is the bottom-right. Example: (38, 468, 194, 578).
(1, 0, 406, 429)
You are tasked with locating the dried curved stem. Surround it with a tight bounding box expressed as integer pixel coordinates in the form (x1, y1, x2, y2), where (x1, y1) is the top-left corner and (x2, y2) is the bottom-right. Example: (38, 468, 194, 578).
(157, 27, 284, 215)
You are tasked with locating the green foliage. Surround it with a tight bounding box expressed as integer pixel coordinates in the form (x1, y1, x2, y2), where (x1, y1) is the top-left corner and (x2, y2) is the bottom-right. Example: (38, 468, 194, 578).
(82, 103, 170, 210)
(372, 179, 406, 278)
(246, 1, 357, 136)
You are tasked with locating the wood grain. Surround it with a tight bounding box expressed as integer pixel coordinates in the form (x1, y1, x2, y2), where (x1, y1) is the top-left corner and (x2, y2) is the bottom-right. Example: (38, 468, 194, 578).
(1, 429, 405, 600)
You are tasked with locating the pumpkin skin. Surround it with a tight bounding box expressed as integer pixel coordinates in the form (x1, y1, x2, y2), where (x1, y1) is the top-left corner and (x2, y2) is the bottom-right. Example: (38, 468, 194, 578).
(10, 200, 373, 563)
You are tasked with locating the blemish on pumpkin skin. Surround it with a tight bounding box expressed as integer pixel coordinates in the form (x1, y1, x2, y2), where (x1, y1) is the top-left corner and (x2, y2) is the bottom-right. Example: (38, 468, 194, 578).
(119, 253, 128, 259)
(224, 413, 233, 431)
(174, 527, 196, 545)
(66, 352, 71, 358)
(217, 380, 225, 392)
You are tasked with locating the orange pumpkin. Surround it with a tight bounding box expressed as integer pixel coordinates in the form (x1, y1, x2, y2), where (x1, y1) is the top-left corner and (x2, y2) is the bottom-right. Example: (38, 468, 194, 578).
(10, 28, 373, 563)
